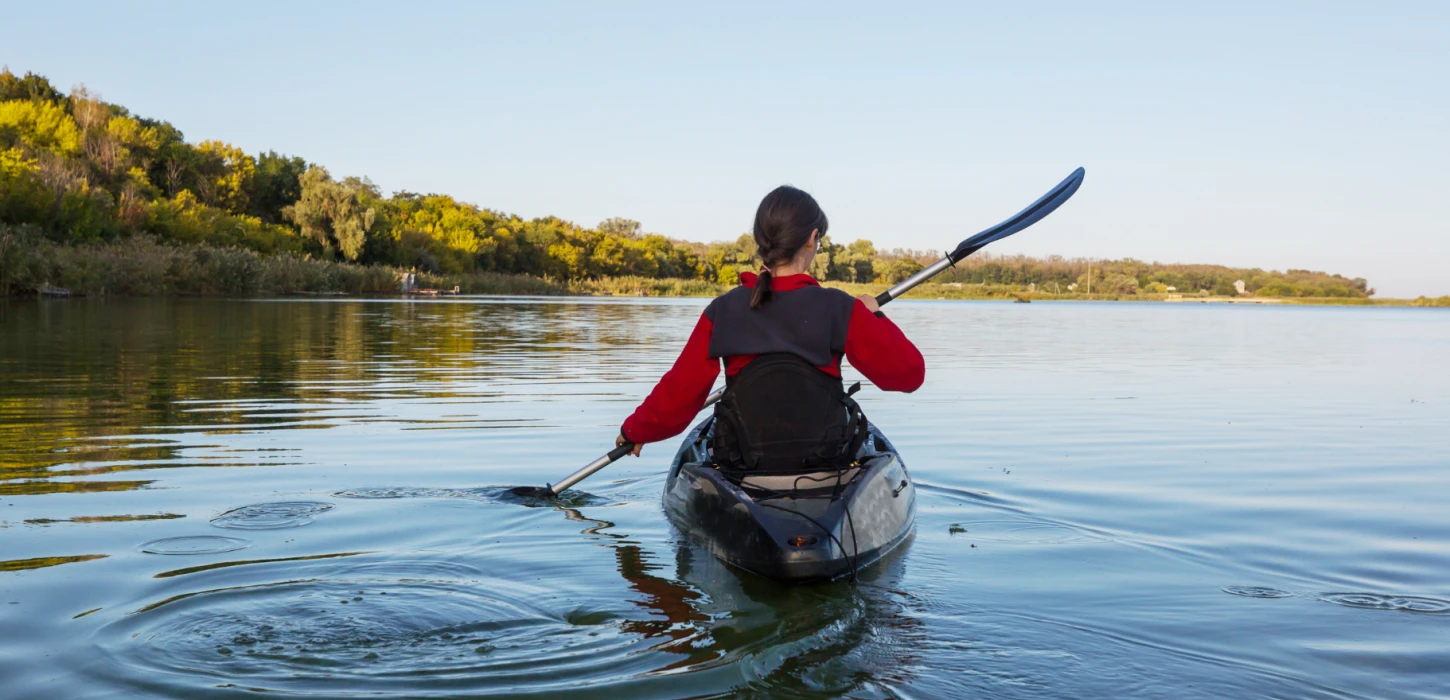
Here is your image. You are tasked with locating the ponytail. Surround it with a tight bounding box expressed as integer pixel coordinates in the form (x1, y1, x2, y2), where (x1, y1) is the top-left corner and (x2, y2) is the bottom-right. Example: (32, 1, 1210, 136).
(749, 268, 774, 309)
(748, 185, 828, 311)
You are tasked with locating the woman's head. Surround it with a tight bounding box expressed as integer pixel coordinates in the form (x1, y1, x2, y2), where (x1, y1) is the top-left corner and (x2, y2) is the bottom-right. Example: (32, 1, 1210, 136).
(750, 185, 828, 308)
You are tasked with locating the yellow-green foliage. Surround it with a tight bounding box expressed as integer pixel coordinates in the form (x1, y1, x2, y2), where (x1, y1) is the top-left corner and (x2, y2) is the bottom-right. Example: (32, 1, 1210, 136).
(145, 191, 303, 254)
(0, 148, 50, 222)
(0, 99, 80, 154)
(1413, 295, 1450, 307)
(194, 139, 255, 211)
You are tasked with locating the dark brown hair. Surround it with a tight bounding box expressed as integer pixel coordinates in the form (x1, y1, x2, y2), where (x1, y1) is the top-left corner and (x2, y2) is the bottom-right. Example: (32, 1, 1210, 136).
(750, 185, 828, 309)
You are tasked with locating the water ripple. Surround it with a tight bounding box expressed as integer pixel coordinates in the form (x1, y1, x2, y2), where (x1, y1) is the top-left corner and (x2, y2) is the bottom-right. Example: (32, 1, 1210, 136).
(947, 519, 1112, 544)
(92, 565, 648, 695)
(1317, 593, 1450, 614)
(1222, 586, 1294, 599)
(140, 536, 252, 556)
(210, 502, 335, 530)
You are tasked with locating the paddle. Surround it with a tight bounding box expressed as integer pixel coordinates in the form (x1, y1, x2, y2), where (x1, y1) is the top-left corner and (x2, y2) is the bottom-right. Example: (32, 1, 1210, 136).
(510, 166, 1085, 498)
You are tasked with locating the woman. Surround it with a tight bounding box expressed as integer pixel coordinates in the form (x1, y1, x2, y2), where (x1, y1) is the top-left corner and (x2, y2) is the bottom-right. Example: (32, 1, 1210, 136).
(617, 185, 924, 471)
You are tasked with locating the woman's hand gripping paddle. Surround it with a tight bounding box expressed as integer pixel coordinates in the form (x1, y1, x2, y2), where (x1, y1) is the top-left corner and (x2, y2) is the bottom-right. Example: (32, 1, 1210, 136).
(509, 166, 1086, 499)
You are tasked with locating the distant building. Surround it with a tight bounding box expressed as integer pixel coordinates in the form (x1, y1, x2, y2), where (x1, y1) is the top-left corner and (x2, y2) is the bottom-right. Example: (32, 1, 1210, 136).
(1234, 279, 1246, 295)
(1165, 286, 1176, 292)
(1068, 283, 1078, 291)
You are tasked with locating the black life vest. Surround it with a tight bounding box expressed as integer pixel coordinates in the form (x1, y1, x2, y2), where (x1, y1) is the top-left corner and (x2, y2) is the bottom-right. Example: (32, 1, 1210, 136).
(710, 353, 869, 474)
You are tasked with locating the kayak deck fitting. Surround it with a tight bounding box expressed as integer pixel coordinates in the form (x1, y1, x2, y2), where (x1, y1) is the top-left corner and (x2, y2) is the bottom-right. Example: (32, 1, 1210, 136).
(663, 417, 917, 583)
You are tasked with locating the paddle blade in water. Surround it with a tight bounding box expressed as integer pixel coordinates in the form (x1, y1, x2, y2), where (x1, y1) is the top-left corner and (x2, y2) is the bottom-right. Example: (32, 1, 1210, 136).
(507, 486, 555, 498)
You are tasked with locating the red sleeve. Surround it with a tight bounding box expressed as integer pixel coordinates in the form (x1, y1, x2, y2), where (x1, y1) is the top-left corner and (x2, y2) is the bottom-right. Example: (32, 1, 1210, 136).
(844, 300, 925, 392)
(621, 313, 721, 444)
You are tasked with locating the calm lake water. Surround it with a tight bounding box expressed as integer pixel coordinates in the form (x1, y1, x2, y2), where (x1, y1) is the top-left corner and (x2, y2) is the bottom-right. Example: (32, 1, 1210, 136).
(2, 297, 1447, 698)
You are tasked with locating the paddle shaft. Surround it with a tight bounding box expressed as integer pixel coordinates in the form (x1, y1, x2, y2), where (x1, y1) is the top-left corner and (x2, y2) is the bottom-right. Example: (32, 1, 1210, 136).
(548, 386, 727, 494)
(545, 167, 1086, 495)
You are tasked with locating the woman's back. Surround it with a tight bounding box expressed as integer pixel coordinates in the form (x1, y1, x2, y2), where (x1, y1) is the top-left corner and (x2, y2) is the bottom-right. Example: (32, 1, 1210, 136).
(615, 185, 923, 468)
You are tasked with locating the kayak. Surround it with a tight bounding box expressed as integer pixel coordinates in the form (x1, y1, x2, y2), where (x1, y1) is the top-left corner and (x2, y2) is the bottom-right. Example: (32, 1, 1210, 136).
(663, 416, 916, 582)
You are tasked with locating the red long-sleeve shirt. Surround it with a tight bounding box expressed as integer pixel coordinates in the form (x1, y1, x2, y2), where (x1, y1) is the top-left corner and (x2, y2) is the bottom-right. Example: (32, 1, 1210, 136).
(621, 273, 925, 444)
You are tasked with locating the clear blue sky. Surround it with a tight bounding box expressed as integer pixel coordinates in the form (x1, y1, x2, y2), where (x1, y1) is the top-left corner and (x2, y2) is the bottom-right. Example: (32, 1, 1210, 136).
(6, 1, 1447, 296)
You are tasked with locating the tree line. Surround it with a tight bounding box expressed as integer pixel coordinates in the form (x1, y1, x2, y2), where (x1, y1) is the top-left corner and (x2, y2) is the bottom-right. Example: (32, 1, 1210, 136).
(1, 69, 1373, 298)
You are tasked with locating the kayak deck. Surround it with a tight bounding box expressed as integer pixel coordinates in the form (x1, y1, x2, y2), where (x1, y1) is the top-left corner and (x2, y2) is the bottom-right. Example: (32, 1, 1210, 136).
(663, 417, 916, 582)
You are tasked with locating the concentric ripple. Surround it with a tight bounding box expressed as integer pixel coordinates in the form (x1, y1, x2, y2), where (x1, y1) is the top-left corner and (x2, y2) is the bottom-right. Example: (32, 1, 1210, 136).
(210, 502, 334, 530)
(1317, 593, 1450, 614)
(140, 536, 251, 555)
(1222, 586, 1293, 599)
(91, 571, 647, 695)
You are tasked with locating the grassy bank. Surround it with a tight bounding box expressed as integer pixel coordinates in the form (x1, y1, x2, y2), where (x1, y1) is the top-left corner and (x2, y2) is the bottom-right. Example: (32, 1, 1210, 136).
(1, 232, 1443, 306)
(0, 228, 729, 298)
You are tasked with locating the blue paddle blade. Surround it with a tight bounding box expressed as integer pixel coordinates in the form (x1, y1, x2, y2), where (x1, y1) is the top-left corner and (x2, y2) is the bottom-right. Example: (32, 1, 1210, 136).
(949, 167, 1085, 263)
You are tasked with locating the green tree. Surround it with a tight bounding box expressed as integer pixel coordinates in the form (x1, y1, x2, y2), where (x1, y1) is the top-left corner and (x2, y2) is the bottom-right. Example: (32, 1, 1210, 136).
(809, 235, 842, 280)
(286, 166, 375, 261)
(247, 151, 307, 224)
(0, 69, 64, 103)
(840, 239, 877, 282)
(597, 217, 642, 238)
(875, 258, 923, 284)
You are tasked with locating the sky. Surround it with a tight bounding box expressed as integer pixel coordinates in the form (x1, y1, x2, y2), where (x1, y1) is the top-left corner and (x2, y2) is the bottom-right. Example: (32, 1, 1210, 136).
(5, 1, 1448, 296)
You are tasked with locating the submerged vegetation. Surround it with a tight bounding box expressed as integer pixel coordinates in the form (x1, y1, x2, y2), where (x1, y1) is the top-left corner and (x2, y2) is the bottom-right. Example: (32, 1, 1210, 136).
(0, 69, 1421, 302)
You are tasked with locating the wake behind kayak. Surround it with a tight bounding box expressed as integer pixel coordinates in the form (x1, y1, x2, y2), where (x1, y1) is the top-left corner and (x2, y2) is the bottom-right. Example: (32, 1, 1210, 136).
(663, 417, 916, 583)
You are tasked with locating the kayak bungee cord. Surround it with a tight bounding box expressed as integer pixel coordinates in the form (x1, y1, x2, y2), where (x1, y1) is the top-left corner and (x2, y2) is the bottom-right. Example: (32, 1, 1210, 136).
(509, 166, 1086, 500)
(758, 498, 861, 584)
(749, 464, 866, 583)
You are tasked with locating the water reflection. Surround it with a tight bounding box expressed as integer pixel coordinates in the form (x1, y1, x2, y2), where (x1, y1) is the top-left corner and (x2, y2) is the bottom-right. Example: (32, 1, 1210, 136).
(1, 298, 678, 496)
(0, 554, 108, 572)
(27, 513, 184, 525)
(561, 504, 925, 695)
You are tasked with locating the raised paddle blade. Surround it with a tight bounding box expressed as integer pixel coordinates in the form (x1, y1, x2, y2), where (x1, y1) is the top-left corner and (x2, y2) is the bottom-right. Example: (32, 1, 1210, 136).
(949, 167, 1085, 264)
(874, 167, 1086, 307)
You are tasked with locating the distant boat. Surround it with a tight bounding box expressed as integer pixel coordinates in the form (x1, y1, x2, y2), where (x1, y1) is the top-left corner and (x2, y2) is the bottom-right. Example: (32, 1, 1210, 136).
(1013, 295, 1031, 303)
(39, 284, 71, 298)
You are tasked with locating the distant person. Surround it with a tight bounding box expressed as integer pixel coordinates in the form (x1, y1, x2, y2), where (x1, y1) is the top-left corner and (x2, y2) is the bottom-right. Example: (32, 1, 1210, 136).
(617, 185, 924, 474)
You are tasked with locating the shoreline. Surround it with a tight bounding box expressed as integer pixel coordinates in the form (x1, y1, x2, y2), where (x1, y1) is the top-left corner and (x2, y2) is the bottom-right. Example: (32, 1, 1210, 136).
(3, 237, 1444, 308)
(6, 285, 1444, 307)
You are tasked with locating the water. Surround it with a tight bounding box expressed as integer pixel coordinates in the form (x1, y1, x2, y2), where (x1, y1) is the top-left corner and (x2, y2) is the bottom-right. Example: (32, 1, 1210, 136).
(1, 297, 1447, 698)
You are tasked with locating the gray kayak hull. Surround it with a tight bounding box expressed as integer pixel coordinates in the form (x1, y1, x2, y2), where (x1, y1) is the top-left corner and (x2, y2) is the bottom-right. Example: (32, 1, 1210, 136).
(662, 417, 916, 582)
